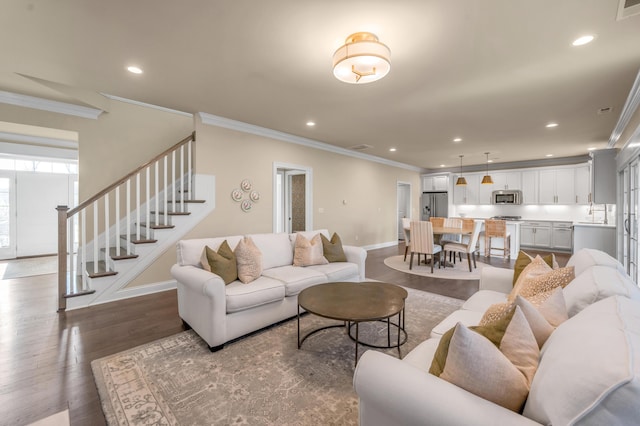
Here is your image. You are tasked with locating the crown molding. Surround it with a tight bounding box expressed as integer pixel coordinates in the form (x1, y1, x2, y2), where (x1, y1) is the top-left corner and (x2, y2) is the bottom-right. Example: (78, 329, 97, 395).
(101, 94, 193, 117)
(423, 154, 591, 175)
(198, 112, 424, 173)
(609, 68, 640, 148)
(0, 90, 103, 119)
(0, 142, 77, 160)
(0, 131, 78, 149)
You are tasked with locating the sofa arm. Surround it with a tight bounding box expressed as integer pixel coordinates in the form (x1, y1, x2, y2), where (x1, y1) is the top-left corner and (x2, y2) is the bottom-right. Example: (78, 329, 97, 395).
(170, 264, 228, 348)
(343, 245, 367, 281)
(353, 351, 540, 426)
(479, 266, 514, 294)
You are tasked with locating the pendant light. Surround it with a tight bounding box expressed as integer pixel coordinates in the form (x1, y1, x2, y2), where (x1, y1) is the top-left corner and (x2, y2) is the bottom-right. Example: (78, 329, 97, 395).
(481, 152, 494, 184)
(456, 155, 467, 186)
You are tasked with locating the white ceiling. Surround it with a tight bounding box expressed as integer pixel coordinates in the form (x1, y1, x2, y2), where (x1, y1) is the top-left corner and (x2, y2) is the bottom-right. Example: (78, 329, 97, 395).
(1, 0, 640, 170)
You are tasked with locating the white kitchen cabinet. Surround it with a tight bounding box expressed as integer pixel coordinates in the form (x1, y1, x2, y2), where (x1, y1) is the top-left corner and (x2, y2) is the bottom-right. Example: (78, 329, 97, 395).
(521, 221, 552, 248)
(539, 168, 575, 204)
(423, 174, 449, 192)
(452, 173, 479, 204)
(491, 171, 521, 190)
(552, 222, 573, 251)
(574, 164, 591, 205)
(521, 170, 538, 204)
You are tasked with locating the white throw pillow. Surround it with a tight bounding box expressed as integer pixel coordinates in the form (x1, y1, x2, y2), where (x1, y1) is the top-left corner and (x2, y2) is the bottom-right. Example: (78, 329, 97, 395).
(563, 265, 640, 316)
(523, 296, 640, 425)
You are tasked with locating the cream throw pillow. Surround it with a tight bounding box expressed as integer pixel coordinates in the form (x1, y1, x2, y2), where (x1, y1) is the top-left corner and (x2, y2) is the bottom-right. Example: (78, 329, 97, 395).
(293, 233, 329, 267)
(509, 255, 552, 302)
(430, 306, 539, 412)
(234, 236, 263, 284)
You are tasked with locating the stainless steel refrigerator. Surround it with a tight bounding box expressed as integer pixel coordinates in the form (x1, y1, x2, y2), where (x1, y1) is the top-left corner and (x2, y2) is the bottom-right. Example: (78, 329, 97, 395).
(422, 192, 448, 220)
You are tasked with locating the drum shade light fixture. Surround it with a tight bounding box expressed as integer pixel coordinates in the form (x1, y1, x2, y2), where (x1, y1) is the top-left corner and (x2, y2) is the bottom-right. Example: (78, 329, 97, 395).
(481, 152, 494, 184)
(456, 155, 467, 186)
(333, 32, 391, 84)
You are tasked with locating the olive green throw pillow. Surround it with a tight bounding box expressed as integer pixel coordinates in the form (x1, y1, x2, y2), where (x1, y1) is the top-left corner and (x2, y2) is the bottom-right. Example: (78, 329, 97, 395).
(321, 233, 348, 262)
(513, 251, 558, 285)
(429, 306, 539, 412)
(200, 240, 238, 284)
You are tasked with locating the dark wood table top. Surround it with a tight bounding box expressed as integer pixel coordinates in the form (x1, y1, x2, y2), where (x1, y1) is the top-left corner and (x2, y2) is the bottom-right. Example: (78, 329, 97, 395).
(298, 281, 407, 322)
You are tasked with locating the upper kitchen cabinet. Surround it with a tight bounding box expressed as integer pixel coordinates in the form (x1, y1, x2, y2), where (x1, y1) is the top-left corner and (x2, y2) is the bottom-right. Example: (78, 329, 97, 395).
(422, 174, 449, 192)
(590, 149, 617, 204)
(574, 164, 591, 204)
(539, 168, 575, 204)
(453, 173, 480, 204)
(521, 170, 539, 204)
(491, 171, 521, 190)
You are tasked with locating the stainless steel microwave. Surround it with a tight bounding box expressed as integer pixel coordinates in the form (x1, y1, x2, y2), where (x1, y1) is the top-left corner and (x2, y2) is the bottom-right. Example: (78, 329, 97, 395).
(492, 190, 522, 205)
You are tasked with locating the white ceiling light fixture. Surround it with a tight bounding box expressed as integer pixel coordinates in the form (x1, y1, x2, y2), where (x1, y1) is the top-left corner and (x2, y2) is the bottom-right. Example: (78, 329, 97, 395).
(546, 122, 559, 128)
(127, 66, 143, 74)
(333, 32, 391, 84)
(389, 147, 397, 152)
(306, 121, 316, 127)
(572, 35, 595, 46)
(453, 137, 462, 142)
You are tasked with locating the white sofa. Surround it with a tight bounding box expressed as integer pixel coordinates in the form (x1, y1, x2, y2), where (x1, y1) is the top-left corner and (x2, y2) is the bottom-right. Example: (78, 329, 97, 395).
(353, 249, 640, 425)
(170, 229, 366, 350)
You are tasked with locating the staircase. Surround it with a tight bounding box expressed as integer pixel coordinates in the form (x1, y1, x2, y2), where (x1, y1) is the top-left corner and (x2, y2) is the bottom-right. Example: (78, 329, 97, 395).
(56, 132, 214, 311)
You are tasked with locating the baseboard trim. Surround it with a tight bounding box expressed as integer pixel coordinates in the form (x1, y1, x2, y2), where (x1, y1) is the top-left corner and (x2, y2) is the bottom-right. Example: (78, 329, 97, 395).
(362, 241, 399, 251)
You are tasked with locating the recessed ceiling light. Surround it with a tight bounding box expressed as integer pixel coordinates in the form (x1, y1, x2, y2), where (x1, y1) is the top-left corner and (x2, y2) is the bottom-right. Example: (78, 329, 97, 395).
(545, 154, 554, 157)
(440, 164, 446, 167)
(587, 147, 597, 151)
(127, 66, 143, 74)
(572, 35, 595, 46)
(453, 137, 462, 142)
(545, 122, 559, 128)
(306, 121, 315, 127)
(389, 147, 396, 152)
(488, 160, 494, 163)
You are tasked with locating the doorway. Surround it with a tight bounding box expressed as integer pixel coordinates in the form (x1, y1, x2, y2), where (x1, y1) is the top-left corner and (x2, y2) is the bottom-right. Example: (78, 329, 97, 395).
(273, 163, 312, 233)
(397, 182, 411, 240)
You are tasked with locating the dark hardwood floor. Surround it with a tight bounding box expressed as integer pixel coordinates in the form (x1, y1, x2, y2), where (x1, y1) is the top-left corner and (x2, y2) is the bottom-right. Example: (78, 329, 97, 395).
(0, 243, 568, 425)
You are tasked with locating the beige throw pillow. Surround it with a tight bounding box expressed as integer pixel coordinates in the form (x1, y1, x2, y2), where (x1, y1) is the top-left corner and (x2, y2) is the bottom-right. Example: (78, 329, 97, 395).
(430, 307, 538, 412)
(516, 266, 575, 300)
(199, 240, 238, 284)
(234, 236, 263, 284)
(293, 233, 329, 267)
(321, 232, 348, 262)
(509, 256, 552, 302)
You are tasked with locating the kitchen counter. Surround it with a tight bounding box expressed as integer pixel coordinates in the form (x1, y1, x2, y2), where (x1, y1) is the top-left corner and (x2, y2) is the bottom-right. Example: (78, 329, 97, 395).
(573, 222, 616, 228)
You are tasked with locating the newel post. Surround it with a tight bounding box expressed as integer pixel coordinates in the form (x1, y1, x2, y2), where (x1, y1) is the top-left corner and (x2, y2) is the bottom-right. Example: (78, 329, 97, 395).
(56, 205, 68, 312)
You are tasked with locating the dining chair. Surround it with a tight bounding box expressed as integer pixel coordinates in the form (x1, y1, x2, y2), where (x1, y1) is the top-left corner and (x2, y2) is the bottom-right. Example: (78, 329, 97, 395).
(409, 221, 442, 273)
(441, 217, 463, 262)
(442, 220, 483, 272)
(402, 217, 411, 262)
(484, 219, 511, 259)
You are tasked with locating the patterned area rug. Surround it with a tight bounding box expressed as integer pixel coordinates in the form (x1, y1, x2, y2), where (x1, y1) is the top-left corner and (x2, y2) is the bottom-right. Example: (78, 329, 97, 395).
(91, 287, 463, 425)
(384, 254, 488, 280)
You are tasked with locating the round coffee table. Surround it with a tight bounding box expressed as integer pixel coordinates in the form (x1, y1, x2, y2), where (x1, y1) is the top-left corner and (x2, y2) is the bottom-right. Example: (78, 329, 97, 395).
(297, 281, 408, 365)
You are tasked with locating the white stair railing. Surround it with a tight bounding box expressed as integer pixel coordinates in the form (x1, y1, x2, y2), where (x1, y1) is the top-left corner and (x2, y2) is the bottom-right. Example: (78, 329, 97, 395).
(56, 132, 196, 312)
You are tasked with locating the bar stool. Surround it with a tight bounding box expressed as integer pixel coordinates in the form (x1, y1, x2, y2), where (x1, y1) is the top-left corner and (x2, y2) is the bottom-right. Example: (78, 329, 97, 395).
(484, 219, 511, 259)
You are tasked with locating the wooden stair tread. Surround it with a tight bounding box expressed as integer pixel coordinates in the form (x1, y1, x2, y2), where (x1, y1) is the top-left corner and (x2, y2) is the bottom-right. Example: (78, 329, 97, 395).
(120, 235, 158, 244)
(86, 261, 117, 278)
(167, 199, 205, 204)
(103, 247, 139, 260)
(140, 223, 175, 230)
(150, 210, 191, 216)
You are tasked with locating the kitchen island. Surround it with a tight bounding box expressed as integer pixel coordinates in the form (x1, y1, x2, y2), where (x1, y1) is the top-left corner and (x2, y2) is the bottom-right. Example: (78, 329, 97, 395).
(573, 222, 616, 257)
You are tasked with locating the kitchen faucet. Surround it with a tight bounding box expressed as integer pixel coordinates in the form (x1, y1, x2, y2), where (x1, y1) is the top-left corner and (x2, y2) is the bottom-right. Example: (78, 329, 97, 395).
(587, 203, 608, 224)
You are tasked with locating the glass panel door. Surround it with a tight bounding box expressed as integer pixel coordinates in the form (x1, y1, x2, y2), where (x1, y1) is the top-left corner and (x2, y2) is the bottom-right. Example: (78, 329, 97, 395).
(0, 172, 16, 259)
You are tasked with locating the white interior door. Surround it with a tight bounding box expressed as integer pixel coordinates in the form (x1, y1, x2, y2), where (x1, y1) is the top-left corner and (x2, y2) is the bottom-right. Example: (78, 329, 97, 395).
(397, 182, 411, 240)
(0, 171, 16, 259)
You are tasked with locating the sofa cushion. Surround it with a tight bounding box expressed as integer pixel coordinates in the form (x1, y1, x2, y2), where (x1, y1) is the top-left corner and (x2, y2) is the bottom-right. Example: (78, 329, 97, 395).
(430, 310, 484, 338)
(306, 262, 359, 282)
(225, 277, 285, 313)
(523, 296, 640, 425)
(563, 266, 640, 316)
(403, 338, 441, 374)
(200, 240, 238, 284)
(235, 236, 263, 284)
(566, 248, 625, 276)
(177, 236, 243, 267)
(513, 250, 558, 285)
(248, 232, 293, 270)
(261, 265, 327, 296)
(293, 233, 329, 267)
(461, 290, 507, 312)
(430, 307, 538, 412)
(321, 233, 348, 263)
